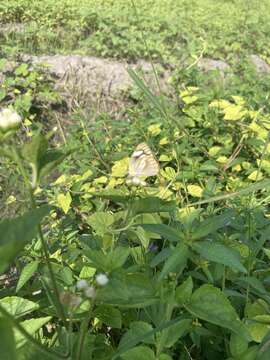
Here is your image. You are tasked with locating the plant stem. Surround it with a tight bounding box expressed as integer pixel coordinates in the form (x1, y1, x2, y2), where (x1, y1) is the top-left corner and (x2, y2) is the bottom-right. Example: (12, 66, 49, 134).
(12, 148, 67, 325)
(0, 304, 69, 359)
(75, 304, 93, 360)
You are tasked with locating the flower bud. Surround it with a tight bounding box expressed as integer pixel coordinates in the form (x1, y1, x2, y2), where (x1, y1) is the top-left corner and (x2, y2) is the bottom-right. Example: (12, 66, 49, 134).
(0, 108, 22, 133)
(96, 273, 109, 286)
(76, 279, 89, 291)
(84, 286, 96, 299)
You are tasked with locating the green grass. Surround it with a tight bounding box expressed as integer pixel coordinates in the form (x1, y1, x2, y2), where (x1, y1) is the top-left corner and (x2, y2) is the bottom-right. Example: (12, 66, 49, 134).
(1, 0, 270, 64)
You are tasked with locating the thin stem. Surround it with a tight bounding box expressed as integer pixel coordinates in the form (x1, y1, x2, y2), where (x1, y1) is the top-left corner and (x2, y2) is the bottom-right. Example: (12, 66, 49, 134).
(0, 304, 69, 359)
(75, 304, 93, 360)
(12, 148, 67, 325)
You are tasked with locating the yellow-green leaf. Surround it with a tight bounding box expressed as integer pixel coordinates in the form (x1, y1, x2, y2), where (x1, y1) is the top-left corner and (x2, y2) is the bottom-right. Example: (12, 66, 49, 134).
(111, 157, 129, 178)
(187, 185, 203, 198)
(57, 192, 72, 214)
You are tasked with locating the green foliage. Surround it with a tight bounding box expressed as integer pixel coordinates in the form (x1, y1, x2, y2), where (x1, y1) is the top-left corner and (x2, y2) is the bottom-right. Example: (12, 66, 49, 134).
(1, 1, 270, 359)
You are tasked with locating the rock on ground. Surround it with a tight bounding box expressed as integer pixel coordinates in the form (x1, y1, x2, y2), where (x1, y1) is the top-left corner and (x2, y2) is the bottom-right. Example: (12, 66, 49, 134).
(20, 55, 171, 110)
(249, 55, 270, 74)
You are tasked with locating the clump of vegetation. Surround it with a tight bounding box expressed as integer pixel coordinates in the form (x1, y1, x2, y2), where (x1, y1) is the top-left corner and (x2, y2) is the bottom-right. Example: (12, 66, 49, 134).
(2, 1, 270, 359)
(1, 0, 270, 64)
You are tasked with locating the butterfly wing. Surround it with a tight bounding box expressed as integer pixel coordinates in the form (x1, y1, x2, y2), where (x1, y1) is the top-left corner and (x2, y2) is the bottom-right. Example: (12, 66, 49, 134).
(128, 143, 159, 178)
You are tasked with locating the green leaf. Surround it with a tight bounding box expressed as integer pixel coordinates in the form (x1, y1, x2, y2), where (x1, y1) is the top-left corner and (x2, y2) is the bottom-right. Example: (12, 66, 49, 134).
(234, 345, 259, 360)
(16, 260, 39, 292)
(186, 284, 251, 340)
(0, 206, 51, 273)
(230, 333, 249, 357)
(0, 318, 17, 360)
(158, 243, 188, 281)
(162, 318, 192, 347)
(150, 248, 173, 268)
(131, 197, 176, 215)
(22, 132, 48, 166)
(0, 297, 39, 318)
(141, 224, 182, 242)
(191, 212, 232, 240)
(15, 317, 52, 349)
(119, 321, 155, 349)
(57, 192, 72, 214)
(87, 212, 114, 235)
(94, 305, 122, 329)
(192, 241, 247, 273)
(175, 276, 193, 306)
(120, 345, 156, 360)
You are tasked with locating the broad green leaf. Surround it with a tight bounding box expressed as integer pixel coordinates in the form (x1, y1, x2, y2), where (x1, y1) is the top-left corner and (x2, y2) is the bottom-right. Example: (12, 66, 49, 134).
(0, 297, 39, 318)
(131, 197, 176, 215)
(158, 243, 188, 281)
(257, 330, 270, 359)
(192, 241, 247, 273)
(87, 212, 114, 235)
(191, 212, 232, 240)
(158, 355, 173, 360)
(175, 276, 193, 306)
(0, 318, 17, 360)
(230, 333, 249, 357)
(150, 248, 173, 268)
(247, 323, 270, 343)
(57, 192, 72, 214)
(120, 345, 156, 360)
(234, 345, 259, 360)
(162, 318, 192, 347)
(15, 317, 51, 349)
(119, 321, 154, 348)
(22, 132, 48, 166)
(237, 276, 267, 294)
(16, 260, 39, 292)
(186, 284, 251, 340)
(0, 206, 50, 273)
(94, 305, 122, 329)
(141, 224, 182, 242)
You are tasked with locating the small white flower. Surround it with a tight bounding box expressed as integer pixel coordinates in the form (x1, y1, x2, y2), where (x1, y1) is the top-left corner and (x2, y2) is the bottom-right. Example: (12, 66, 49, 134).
(76, 279, 89, 291)
(96, 273, 109, 286)
(0, 108, 22, 132)
(84, 286, 96, 299)
(126, 176, 147, 187)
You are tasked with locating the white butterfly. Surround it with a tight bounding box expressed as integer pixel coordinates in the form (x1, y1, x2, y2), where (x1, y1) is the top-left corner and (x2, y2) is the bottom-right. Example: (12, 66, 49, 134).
(126, 143, 159, 186)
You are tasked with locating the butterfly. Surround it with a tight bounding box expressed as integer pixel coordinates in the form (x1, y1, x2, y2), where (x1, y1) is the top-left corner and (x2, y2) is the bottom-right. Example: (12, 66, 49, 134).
(126, 143, 159, 186)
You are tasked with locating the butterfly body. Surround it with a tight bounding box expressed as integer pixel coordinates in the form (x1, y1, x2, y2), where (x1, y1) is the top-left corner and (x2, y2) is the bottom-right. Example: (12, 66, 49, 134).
(127, 143, 159, 185)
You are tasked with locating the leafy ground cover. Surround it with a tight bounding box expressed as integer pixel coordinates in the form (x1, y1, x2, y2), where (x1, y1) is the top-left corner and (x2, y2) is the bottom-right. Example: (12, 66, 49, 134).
(1, 1, 270, 360)
(0, 0, 270, 64)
